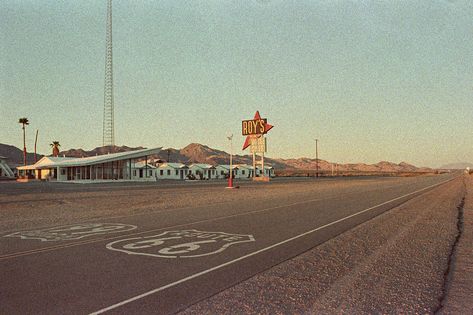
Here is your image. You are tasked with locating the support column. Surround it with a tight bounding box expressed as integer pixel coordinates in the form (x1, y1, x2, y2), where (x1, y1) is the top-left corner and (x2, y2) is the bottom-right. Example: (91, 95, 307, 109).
(145, 155, 148, 178)
(129, 159, 132, 180)
(261, 151, 264, 177)
(252, 153, 256, 178)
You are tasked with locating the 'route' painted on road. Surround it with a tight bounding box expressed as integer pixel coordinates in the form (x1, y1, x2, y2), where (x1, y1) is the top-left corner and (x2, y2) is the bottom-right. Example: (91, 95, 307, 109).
(4, 223, 137, 241)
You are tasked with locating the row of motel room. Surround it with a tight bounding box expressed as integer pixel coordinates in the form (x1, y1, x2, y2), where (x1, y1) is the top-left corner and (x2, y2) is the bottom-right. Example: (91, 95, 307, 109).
(16, 148, 275, 182)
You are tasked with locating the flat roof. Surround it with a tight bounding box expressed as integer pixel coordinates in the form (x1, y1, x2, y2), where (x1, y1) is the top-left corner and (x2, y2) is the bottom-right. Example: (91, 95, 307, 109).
(158, 163, 188, 169)
(18, 147, 161, 170)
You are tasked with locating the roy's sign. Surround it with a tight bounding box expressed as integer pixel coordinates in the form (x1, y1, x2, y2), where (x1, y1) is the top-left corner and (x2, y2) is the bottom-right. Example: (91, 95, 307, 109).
(242, 118, 268, 136)
(242, 111, 274, 150)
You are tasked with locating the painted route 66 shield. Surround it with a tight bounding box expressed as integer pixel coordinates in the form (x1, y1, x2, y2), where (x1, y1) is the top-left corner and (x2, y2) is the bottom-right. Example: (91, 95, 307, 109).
(4, 223, 137, 241)
(106, 229, 255, 258)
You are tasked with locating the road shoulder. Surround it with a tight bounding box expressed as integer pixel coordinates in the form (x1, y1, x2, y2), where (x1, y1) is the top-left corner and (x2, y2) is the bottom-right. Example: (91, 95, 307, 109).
(181, 176, 464, 314)
(441, 175, 473, 313)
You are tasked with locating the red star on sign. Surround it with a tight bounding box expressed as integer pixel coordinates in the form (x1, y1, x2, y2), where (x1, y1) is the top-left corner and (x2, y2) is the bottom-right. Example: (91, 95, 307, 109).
(242, 111, 273, 150)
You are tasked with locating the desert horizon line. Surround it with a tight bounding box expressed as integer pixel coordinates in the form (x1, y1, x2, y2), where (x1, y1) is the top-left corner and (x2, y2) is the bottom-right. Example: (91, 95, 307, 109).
(1, 141, 456, 170)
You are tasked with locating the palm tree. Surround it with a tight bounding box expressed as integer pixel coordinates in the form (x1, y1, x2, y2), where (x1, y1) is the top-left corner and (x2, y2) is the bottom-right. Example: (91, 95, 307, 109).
(50, 141, 61, 157)
(18, 118, 29, 166)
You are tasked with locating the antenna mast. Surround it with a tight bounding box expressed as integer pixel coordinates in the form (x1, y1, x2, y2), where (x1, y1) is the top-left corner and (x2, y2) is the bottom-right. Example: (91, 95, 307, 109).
(103, 0, 114, 147)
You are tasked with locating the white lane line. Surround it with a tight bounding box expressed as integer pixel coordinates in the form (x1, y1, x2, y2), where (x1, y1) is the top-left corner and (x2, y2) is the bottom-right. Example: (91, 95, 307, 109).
(89, 177, 455, 315)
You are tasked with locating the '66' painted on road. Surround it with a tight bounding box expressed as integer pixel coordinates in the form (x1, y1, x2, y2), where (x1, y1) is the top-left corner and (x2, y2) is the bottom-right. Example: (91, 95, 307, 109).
(106, 230, 255, 259)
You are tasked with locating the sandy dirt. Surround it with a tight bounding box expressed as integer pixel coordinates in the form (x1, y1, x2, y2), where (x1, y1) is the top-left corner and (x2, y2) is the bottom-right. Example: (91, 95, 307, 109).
(0, 178, 413, 232)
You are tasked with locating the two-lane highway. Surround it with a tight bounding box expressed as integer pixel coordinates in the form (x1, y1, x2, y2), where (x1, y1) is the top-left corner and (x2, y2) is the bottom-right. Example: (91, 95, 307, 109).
(0, 174, 459, 314)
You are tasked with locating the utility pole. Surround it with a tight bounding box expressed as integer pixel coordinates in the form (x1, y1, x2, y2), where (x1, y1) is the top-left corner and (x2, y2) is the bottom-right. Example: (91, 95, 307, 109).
(226, 134, 234, 188)
(315, 139, 319, 178)
(34, 129, 39, 163)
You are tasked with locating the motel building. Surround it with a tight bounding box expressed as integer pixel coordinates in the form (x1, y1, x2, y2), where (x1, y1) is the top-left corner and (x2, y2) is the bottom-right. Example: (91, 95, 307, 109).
(236, 164, 255, 179)
(188, 164, 216, 180)
(216, 164, 258, 179)
(131, 161, 157, 180)
(216, 165, 240, 179)
(215, 164, 274, 179)
(156, 163, 189, 180)
(257, 165, 275, 177)
(16, 148, 161, 182)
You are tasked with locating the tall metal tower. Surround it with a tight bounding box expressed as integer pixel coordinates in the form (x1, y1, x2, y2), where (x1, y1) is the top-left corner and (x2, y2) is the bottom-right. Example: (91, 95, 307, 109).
(103, 0, 114, 147)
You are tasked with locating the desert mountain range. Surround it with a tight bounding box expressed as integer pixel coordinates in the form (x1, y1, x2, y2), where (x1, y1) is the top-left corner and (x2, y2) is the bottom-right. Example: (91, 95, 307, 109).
(0, 142, 437, 173)
(0, 143, 42, 166)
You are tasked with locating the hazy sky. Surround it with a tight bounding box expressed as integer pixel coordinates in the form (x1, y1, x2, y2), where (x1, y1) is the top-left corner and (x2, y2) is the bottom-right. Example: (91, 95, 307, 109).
(1, 0, 472, 167)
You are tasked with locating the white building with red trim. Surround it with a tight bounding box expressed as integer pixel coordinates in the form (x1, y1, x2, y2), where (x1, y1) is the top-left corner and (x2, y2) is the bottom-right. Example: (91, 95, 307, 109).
(16, 148, 161, 182)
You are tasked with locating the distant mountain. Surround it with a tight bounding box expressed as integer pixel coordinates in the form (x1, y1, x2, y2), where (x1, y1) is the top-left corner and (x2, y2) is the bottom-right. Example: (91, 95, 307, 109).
(440, 162, 473, 170)
(161, 144, 432, 173)
(59, 145, 145, 158)
(158, 143, 287, 168)
(0, 142, 433, 173)
(0, 143, 43, 166)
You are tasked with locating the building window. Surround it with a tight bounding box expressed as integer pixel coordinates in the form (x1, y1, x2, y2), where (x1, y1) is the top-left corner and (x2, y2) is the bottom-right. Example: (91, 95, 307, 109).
(242, 170, 245, 175)
(61, 169, 66, 175)
(133, 170, 137, 176)
(167, 170, 171, 176)
(175, 170, 179, 176)
(221, 170, 224, 175)
(149, 170, 152, 176)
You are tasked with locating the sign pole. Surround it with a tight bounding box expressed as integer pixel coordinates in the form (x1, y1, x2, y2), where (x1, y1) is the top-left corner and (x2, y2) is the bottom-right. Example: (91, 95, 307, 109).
(261, 151, 264, 177)
(252, 152, 256, 178)
(315, 138, 319, 178)
(226, 134, 235, 189)
(230, 136, 233, 183)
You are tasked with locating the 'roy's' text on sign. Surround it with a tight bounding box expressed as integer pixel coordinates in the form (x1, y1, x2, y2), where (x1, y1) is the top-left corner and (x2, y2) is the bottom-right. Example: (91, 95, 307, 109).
(242, 119, 268, 136)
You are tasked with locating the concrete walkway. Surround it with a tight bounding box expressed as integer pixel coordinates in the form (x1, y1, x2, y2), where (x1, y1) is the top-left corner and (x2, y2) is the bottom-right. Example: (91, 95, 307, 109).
(441, 175, 473, 314)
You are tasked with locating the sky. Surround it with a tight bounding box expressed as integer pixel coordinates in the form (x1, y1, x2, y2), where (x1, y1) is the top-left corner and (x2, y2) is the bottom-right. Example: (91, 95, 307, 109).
(1, 0, 472, 168)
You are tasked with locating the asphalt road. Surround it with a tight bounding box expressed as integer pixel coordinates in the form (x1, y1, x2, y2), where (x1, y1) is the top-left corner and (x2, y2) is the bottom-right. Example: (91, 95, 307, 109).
(0, 174, 458, 314)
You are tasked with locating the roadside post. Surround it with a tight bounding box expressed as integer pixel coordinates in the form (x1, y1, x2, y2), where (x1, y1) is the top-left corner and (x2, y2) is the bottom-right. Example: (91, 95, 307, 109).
(226, 134, 235, 189)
